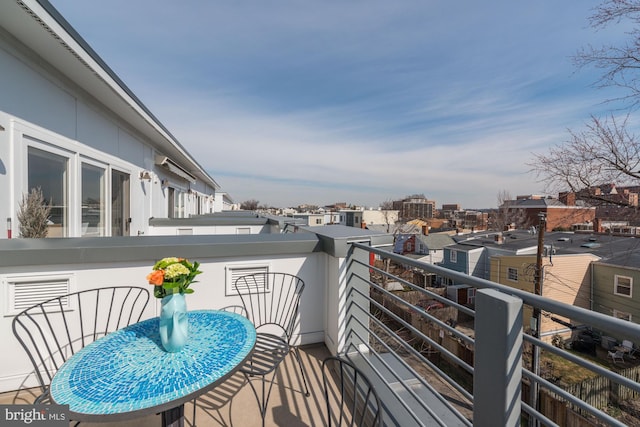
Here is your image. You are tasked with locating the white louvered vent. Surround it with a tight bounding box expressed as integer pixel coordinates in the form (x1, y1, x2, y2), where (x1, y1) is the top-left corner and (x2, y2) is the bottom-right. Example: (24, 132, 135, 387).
(4, 274, 74, 316)
(225, 264, 269, 296)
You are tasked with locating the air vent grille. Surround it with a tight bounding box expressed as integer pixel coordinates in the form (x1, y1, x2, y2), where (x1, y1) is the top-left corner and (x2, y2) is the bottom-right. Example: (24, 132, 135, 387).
(4, 274, 74, 316)
(226, 265, 269, 295)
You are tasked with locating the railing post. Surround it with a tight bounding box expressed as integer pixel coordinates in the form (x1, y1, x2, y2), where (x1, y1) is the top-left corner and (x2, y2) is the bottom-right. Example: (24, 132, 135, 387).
(474, 289, 523, 427)
(343, 244, 372, 354)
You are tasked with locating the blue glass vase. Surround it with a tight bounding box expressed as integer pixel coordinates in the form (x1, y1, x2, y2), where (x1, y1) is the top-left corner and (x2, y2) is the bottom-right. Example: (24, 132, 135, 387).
(159, 293, 188, 352)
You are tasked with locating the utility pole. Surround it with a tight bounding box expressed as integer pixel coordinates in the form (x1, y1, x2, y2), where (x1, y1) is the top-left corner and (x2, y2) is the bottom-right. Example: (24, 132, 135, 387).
(530, 212, 546, 427)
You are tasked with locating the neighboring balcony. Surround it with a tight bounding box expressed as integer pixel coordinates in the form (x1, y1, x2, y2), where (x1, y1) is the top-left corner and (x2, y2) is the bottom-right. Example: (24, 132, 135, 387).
(0, 225, 638, 426)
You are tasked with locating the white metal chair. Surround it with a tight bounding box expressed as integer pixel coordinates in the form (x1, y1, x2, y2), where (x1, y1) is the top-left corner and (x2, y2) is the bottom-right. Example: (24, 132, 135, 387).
(234, 272, 309, 426)
(608, 350, 625, 364)
(322, 356, 382, 427)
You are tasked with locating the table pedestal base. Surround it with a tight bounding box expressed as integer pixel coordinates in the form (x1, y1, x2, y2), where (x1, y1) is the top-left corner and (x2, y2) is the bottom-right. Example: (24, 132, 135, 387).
(162, 405, 184, 427)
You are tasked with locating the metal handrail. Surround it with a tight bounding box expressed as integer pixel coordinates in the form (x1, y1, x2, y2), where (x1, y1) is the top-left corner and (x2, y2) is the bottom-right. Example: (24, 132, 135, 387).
(345, 242, 640, 427)
(354, 242, 640, 341)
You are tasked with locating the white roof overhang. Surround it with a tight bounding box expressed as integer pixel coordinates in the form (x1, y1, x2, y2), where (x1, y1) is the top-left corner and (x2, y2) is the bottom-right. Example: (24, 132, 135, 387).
(0, 0, 220, 190)
(155, 156, 197, 183)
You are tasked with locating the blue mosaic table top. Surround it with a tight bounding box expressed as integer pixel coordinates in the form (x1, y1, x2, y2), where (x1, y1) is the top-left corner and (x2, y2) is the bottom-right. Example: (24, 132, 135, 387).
(50, 310, 256, 418)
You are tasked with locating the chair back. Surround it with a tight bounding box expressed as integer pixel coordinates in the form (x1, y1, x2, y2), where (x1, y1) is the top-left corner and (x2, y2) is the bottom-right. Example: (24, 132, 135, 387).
(622, 339, 634, 349)
(322, 356, 382, 427)
(234, 272, 304, 341)
(219, 305, 248, 317)
(12, 286, 150, 396)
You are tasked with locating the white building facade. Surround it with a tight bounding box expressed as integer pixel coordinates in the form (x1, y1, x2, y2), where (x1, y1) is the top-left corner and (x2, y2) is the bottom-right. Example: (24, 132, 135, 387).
(0, 0, 221, 239)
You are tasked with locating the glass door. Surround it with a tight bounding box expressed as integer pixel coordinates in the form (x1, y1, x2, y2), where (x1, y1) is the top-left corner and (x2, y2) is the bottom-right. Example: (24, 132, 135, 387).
(28, 147, 68, 237)
(81, 163, 105, 236)
(111, 170, 130, 236)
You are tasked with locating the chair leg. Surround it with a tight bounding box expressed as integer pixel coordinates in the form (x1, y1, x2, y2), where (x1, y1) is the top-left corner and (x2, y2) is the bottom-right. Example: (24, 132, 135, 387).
(243, 369, 281, 427)
(292, 346, 310, 397)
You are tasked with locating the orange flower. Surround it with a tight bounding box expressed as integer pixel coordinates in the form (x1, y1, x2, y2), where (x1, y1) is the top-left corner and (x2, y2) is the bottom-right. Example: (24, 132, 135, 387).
(147, 270, 165, 286)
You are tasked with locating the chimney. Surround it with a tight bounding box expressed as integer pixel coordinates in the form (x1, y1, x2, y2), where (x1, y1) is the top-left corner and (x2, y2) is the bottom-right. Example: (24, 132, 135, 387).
(422, 225, 429, 235)
(495, 233, 503, 244)
(559, 191, 576, 206)
(361, 221, 367, 229)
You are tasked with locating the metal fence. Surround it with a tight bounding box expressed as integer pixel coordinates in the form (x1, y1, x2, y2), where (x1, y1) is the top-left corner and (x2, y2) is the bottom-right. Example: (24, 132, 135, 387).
(341, 242, 640, 427)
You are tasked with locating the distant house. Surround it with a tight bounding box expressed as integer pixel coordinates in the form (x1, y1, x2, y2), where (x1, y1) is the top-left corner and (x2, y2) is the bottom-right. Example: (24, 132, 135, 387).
(214, 192, 237, 212)
(1, 1, 220, 238)
(561, 183, 639, 210)
(439, 244, 486, 285)
(338, 208, 398, 230)
(290, 213, 325, 227)
(394, 233, 454, 265)
(361, 209, 398, 232)
(489, 253, 599, 341)
(442, 230, 542, 282)
(339, 210, 364, 228)
(394, 234, 417, 255)
(592, 252, 640, 329)
(442, 208, 489, 232)
(439, 229, 640, 339)
(501, 195, 596, 232)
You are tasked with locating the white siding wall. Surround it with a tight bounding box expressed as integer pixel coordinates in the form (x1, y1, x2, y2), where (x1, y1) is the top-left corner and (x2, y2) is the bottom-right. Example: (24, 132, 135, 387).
(0, 252, 326, 392)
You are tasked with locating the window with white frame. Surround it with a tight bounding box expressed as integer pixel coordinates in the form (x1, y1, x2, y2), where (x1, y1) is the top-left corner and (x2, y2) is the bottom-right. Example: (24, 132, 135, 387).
(28, 146, 69, 237)
(449, 250, 457, 263)
(442, 277, 454, 286)
(23, 125, 133, 238)
(81, 162, 106, 237)
(111, 170, 130, 236)
(467, 288, 477, 305)
(196, 194, 204, 215)
(507, 267, 518, 282)
(613, 309, 632, 322)
(614, 275, 632, 297)
(168, 186, 188, 218)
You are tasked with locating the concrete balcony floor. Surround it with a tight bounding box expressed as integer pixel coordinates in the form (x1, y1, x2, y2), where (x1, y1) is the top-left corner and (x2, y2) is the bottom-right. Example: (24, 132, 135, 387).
(0, 343, 332, 427)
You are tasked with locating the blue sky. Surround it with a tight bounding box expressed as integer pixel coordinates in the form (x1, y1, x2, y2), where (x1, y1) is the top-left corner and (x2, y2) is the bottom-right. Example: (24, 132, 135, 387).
(50, 0, 623, 209)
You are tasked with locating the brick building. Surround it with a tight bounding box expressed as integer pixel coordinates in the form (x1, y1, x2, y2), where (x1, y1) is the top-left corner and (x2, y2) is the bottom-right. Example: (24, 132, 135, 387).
(501, 195, 595, 231)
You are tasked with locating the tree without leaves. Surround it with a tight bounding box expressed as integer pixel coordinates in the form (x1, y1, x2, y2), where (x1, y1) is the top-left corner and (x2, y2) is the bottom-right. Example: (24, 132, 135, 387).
(240, 199, 259, 210)
(530, 115, 640, 208)
(532, 1, 640, 212)
(379, 200, 397, 233)
(17, 187, 51, 238)
(574, 0, 640, 109)
(488, 190, 530, 231)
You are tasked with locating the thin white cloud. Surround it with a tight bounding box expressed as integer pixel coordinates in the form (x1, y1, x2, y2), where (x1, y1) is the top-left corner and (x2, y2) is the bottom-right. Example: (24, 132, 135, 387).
(49, 0, 617, 208)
